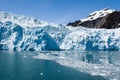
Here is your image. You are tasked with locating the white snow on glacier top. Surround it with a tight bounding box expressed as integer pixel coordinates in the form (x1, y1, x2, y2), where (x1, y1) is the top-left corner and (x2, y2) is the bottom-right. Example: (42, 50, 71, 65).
(0, 11, 59, 28)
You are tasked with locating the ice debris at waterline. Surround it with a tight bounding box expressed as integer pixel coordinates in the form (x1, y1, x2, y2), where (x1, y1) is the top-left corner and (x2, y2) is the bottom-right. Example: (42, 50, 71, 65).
(0, 12, 120, 51)
(32, 51, 120, 80)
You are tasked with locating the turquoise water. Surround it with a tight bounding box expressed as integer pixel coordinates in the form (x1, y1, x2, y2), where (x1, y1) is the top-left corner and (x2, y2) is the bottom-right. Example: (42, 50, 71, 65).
(0, 51, 120, 80)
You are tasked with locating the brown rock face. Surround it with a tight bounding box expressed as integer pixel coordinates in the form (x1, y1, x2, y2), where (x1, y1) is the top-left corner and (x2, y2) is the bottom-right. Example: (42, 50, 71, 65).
(67, 11, 120, 29)
(101, 11, 120, 29)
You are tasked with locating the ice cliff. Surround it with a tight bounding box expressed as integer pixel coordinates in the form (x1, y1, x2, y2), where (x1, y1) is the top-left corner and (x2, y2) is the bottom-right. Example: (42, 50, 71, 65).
(0, 9, 120, 51)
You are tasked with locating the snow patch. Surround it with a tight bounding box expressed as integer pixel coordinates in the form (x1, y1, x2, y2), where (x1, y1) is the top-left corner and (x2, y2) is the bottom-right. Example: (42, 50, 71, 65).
(81, 8, 115, 22)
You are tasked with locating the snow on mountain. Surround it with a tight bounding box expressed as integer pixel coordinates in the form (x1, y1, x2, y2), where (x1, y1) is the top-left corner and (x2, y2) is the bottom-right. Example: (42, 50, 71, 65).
(0, 11, 120, 51)
(67, 8, 117, 29)
(81, 8, 115, 22)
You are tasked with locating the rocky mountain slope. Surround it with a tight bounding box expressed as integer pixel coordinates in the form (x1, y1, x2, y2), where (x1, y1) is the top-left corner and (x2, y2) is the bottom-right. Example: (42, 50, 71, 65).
(67, 8, 120, 29)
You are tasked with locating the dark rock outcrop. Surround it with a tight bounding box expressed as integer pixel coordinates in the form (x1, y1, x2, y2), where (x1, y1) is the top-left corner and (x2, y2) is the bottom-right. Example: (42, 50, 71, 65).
(67, 11, 120, 29)
(67, 20, 81, 27)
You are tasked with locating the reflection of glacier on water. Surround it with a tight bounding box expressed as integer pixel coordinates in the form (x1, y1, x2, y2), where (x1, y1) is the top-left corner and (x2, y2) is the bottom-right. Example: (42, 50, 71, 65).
(33, 51, 120, 80)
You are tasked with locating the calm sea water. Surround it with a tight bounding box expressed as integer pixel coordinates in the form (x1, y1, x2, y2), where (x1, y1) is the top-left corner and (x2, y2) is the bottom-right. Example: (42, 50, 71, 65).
(0, 51, 120, 80)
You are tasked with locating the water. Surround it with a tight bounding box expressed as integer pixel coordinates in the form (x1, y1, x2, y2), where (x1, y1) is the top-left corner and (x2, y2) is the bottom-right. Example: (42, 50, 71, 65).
(0, 51, 120, 80)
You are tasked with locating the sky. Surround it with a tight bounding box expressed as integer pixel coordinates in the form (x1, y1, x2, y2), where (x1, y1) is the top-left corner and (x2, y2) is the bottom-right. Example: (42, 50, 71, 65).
(0, 0, 120, 24)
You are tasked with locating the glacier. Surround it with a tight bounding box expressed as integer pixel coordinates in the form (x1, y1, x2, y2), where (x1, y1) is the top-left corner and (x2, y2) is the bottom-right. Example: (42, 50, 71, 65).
(0, 21, 59, 51)
(0, 11, 120, 51)
(61, 27, 120, 51)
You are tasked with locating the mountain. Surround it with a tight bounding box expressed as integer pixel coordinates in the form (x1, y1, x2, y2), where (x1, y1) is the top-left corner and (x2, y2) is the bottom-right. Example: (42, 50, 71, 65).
(0, 9, 120, 51)
(67, 8, 120, 29)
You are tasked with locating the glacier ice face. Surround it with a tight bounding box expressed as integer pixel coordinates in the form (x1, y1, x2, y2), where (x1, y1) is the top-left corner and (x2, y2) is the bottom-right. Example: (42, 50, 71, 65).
(0, 21, 60, 51)
(0, 11, 69, 51)
(0, 11, 120, 51)
(61, 26, 120, 51)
